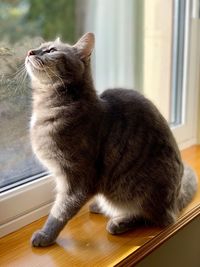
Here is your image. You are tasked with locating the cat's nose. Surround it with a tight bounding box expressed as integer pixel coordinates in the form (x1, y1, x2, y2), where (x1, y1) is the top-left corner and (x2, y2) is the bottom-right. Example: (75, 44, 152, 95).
(27, 50, 35, 56)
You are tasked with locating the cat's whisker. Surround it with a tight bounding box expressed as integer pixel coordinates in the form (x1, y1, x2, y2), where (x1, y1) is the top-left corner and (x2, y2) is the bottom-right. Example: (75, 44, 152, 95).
(3, 72, 24, 98)
(20, 71, 28, 92)
(44, 68, 61, 97)
(11, 63, 26, 78)
(14, 71, 26, 85)
(12, 68, 26, 87)
(14, 66, 26, 81)
(46, 66, 65, 89)
(11, 64, 28, 96)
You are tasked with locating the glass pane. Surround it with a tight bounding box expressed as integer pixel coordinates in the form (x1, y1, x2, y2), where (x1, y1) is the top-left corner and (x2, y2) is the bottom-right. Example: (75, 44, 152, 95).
(0, 0, 186, 191)
(170, 0, 186, 125)
(0, 0, 77, 191)
(88, 0, 186, 124)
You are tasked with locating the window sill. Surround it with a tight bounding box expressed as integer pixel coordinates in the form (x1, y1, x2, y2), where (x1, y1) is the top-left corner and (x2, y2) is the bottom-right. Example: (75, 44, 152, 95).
(1, 145, 200, 266)
(0, 175, 54, 238)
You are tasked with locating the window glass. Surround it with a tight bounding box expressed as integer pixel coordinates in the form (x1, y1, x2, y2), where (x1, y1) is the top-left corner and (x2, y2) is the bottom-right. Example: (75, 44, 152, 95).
(0, 0, 187, 191)
(171, 0, 187, 125)
(0, 0, 77, 191)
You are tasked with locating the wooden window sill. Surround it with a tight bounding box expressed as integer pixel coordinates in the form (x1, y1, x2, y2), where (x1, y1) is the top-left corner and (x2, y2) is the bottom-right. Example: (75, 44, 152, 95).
(1, 145, 200, 267)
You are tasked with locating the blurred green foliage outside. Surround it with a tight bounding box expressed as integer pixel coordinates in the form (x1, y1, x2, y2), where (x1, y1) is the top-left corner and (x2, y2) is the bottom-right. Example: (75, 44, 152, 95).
(0, 0, 78, 189)
(0, 0, 76, 43)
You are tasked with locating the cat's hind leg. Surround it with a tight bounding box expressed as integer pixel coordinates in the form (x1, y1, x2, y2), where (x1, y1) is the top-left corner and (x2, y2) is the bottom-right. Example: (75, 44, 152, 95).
(89, 201, 103, 214)
(89, 195, 103, 214)
(106, 216, 136, 234)
(91, 195, 142, 234)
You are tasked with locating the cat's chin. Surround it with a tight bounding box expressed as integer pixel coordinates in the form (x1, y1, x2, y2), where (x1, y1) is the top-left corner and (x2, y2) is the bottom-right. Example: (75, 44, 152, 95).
(26, 64, 50, 85)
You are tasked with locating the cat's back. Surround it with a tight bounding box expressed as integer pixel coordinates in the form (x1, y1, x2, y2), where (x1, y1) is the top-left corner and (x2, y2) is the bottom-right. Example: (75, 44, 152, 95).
(100, 88, 143, 107)
(99, 88, 166, 143)
(100, 88, 163, 126)
(99, 88, 181, 169)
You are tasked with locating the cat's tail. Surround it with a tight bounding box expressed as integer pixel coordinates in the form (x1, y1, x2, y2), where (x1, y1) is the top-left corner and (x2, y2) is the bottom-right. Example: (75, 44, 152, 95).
(177, 164, 198, 211)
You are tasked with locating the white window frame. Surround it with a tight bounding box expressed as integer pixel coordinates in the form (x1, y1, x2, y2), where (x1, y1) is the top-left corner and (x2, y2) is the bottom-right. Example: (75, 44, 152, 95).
(0, 0, 199, 238)
(172, 0, 200, 149)
(0, 175, 54, 237)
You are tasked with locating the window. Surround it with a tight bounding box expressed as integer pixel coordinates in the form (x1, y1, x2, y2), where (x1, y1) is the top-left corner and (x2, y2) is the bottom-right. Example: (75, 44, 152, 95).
(171, 0, 187, 125)
(0, 0, 199, 236)
(0, 0, 77, 192)
(84, 0, 199, 147)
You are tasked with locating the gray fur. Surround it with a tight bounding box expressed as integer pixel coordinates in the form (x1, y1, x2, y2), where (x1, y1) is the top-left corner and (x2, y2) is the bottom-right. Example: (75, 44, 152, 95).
(25, 33, 198, 247)
(177, 164, 198, 210)
(31, 215, 64, 247)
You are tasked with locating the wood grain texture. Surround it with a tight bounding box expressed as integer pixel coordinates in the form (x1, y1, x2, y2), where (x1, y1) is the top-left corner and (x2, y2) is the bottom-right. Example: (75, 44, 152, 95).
(1, 145, 200, 267)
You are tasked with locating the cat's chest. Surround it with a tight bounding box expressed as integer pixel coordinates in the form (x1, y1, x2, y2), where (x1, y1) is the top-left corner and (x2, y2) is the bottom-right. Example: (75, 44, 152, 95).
(30, 113, 61, 171)
(30, 112, 55, 155)
(30, 113, 37, 128)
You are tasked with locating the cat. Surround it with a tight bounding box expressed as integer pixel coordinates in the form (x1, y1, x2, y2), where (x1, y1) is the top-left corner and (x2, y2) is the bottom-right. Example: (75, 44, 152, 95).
(25, 32, 198, 247)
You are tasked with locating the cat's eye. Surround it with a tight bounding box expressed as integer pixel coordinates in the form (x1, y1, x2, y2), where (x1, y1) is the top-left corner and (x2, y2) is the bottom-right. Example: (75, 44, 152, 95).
(46, 48, 57, 53)
(50, 48, 57, 53)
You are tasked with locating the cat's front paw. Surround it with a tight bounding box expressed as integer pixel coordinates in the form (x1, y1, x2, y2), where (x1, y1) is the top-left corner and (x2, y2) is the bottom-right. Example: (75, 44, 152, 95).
(31, 230, 55, 247)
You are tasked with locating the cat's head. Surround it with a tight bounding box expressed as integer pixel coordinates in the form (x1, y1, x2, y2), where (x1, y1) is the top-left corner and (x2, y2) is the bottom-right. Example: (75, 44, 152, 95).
(25, 32, 94, 85)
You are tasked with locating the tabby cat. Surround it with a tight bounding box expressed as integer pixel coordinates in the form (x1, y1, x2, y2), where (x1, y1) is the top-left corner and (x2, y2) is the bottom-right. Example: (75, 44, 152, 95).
(25, 33, 197, 247)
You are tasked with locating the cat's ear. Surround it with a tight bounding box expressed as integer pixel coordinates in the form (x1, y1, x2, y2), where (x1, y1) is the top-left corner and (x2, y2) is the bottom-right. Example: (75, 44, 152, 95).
(73, 32, 95, 60)
(55, 37, 61, 43)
